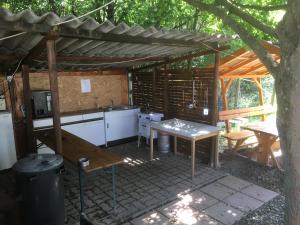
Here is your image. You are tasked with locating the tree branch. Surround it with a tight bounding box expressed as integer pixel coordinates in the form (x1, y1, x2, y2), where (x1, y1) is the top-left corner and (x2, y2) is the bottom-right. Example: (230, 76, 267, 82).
(216, 0, 278, 38)
(230, 1, 287, 11)
(184, 0, 280, 77)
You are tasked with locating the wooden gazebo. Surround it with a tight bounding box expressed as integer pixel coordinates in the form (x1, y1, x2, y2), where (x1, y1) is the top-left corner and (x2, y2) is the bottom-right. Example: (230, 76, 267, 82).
(217, 41, 280, 151)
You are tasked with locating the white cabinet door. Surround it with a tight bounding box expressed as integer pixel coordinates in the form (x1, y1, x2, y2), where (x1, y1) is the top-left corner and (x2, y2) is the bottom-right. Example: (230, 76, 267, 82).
(62, 120, 105, 146)
(79, 120, 105, 146)
(62, 123, 84, 138)
(105, 109, 140, 142)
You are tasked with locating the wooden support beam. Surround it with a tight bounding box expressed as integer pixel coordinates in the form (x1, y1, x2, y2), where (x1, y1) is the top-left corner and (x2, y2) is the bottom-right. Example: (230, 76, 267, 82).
(163, 68, 169, 119)
(220, 56, 257, 76)
(51, 55, 166, 63)
(253, 78, 266, 121)
(219, 74, 269, 79)
(218, 48, 248, 66)
(23, 32, 58, 65)
(46, 39, 62, 154)
(225, 79, 234, 93)
(220, 78, 232, 150)
(132, 46, 229, 72)
(211, 52, 220, 167)
(260, 41, 281, 56)
(23, 37, 49, 64)
(22, 65, 35, 154)
(152, 68, 157, 110)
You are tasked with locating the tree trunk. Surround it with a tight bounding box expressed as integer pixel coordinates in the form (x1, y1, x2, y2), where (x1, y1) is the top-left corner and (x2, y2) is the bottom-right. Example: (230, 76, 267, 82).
(276, 3, 300, 222)
(276, 41, 300, 224)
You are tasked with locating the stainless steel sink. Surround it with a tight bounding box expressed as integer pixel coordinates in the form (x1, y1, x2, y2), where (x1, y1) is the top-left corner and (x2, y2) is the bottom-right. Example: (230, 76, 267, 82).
(104, 105, 136, 112)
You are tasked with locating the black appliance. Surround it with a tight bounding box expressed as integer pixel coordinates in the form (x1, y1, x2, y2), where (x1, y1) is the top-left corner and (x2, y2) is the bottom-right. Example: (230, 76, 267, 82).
(13, 154, 65, 225)
(32, 90, 52, 118)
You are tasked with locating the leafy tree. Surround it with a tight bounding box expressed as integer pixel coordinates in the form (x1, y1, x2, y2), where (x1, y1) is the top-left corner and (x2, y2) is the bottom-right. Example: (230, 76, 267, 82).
(182, 1, 300, 224)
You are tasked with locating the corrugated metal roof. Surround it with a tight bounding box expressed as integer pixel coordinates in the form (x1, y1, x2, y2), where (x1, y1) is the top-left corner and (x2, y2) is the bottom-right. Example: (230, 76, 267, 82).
(0, 8, 229, 72)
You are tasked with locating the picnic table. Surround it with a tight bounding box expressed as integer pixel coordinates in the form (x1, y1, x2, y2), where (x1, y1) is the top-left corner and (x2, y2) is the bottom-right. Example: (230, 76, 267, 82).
(35, 129, 123, 214)
(242, 122, 281, 169)
(150, 118, 220, 177)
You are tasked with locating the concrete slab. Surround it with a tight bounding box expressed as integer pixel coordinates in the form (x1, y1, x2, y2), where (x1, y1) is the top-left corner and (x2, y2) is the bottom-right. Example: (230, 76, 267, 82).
(241, 184, 279, 202)
(204, 202, 244, 225)
(158, 200, 221, 225)
(200, 182, 236, 200)
(217, 175, 251, 191)
(131, 211, 170, 225)
(223, 192, 264, 212)
(177, 190, 219, 211)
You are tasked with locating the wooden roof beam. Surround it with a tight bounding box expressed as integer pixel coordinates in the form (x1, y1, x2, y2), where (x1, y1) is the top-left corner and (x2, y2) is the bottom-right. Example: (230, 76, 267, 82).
(260, 41, 281, 56)
(131, 45, 229, 71)
(39, 55, 166, 63)
(23, 32, 59, 65)
(218, 48, 249, 66)
(220, 56, 258, 76)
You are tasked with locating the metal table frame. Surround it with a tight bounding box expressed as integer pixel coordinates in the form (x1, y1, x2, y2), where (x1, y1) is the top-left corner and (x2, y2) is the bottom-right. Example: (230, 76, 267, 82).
(78, 165, 117, 215)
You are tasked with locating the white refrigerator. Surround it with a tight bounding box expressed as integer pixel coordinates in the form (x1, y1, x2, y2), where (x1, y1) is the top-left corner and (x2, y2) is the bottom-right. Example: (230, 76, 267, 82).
(0, 112, 17, 170)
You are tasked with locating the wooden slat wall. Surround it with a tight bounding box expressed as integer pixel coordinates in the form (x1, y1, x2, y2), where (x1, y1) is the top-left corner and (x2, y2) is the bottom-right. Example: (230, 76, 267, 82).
(132, 68, 216, 163)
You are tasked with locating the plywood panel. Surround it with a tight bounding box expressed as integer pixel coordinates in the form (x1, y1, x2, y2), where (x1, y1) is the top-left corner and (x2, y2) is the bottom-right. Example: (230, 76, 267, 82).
(14, 70, 128, 113)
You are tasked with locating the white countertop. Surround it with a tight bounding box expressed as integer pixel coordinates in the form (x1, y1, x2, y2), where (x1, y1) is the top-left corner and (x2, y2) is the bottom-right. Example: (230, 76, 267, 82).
(150, 118, 220, 140)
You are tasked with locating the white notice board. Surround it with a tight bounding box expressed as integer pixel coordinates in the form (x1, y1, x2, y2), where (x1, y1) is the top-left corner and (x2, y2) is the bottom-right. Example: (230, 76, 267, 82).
(81, 79, 91, 93)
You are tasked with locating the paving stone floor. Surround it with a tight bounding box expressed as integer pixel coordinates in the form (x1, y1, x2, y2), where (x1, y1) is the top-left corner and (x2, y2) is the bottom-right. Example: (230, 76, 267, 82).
(64, 142, 278, 225)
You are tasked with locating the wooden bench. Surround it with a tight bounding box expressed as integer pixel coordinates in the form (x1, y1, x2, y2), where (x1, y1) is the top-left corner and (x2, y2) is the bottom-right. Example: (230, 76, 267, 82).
(219, 106, 275, 151)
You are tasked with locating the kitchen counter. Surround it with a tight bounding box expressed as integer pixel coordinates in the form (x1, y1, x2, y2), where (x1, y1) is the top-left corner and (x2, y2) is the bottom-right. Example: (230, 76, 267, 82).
(56, 105, 140, 117)
(33, 106, 141, 147)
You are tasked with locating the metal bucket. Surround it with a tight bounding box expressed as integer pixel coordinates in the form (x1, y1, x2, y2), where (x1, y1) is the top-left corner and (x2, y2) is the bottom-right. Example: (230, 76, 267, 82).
(158, 133, 170, 153)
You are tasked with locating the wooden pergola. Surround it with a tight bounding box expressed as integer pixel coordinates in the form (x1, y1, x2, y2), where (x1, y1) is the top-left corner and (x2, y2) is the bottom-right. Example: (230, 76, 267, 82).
(217, 41, 280, 151)
(219, 41, 280, 120)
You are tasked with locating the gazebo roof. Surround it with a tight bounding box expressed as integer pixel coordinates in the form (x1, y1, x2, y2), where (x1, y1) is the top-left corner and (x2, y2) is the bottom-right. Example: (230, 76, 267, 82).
(218, 41, 280, 79)
(0, 9, 228, 73)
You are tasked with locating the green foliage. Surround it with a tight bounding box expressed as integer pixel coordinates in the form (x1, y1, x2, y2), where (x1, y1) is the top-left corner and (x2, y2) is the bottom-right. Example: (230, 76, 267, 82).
(226, 76, 275, 109)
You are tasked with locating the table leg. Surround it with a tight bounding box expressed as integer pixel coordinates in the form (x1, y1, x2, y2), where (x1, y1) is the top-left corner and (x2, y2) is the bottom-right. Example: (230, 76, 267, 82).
(191, 140, 196, 178)
(234, 138, 247, 152)
(255, 132, 277, 166)
(78, 167, 84, 213)
(112, 165, 117, 215)
(214, 136, 219, 168)
(138, 135, 141, 148)
(174, 136, 177, 155)
(150, 128, 154, 161)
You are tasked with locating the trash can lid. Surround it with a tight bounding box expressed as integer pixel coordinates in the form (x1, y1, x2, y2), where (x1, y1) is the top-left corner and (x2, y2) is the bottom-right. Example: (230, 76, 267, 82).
(13, 154, 63, 174)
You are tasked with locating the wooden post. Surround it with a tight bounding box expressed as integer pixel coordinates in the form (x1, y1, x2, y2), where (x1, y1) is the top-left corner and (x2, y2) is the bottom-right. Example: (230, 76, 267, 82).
(46, 39, 62, 154)
(163, 65, 169, 119)
(211, 52, 220, 167)
(220, 78, 233, 150)
(152, 68, 157, 110)
(253, 78, 266, 121)
(22, 65, 35, 154)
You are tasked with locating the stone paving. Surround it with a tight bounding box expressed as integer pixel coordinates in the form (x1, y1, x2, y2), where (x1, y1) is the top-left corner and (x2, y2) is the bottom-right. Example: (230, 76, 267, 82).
(63, 142, 278, 225)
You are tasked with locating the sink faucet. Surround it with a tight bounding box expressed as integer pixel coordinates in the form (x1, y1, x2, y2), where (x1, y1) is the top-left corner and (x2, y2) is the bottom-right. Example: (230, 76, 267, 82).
(110, 99, 114, 107)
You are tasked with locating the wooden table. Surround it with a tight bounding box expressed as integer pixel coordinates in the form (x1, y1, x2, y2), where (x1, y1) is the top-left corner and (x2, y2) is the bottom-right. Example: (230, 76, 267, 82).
(35, 129, 123, 214)
(242, 122, 280, 169)
(150, 118, 220, 177)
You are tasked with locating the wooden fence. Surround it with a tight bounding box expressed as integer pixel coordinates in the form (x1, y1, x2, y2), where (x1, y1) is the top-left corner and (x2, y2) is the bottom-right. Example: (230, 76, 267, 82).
(132, 68, 217, 163)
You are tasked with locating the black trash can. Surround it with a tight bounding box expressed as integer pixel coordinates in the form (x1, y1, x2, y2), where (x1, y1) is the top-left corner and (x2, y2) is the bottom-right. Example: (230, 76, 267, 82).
(13, 154, 65, 225)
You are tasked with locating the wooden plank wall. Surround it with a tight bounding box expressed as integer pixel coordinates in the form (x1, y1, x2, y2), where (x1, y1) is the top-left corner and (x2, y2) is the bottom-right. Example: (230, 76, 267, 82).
(132, 68, 216, 163)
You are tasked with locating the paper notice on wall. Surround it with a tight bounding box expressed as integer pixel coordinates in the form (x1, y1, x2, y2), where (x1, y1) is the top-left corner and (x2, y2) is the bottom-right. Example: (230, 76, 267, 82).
(81, 79, 91, 93)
